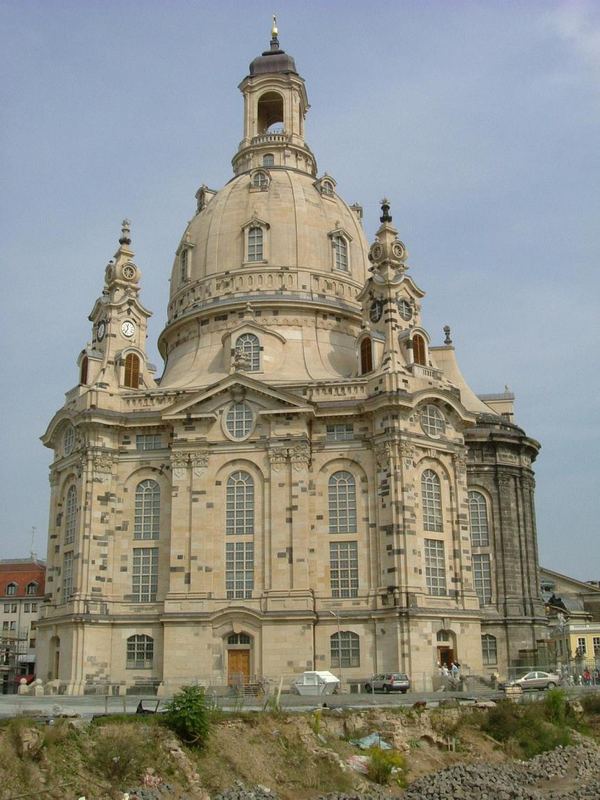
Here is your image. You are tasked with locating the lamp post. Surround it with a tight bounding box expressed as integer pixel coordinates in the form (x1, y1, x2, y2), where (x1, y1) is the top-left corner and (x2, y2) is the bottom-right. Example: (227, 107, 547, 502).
(330, 610, 343, 692)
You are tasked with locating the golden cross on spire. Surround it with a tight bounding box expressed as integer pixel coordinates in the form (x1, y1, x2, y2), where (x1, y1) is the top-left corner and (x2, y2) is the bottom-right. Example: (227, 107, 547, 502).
(272, 14, 278, 38)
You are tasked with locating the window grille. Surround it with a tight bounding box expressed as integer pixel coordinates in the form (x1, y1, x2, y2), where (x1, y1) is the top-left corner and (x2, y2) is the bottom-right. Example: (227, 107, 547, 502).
(420, 405, 445, 437)
(226, 471, 255, 535)
(62, 553, 73, 600)
(422, 470, 443, 531)
(424, 539, 446, 596)
(326, 423, 354, 441)
(263, 154, 275, 166)
(251, 171, 269, 189)
(136, 434, 162, 451)
(330, 631, 360, 667)
(235, 333, 260, 371)
(328, 471, 357, 533)
(472, 553, 492, 604)
(132, 548, 158, 602)
(134, 480, 160, 540)
(333, 235, 348, 271)
(64, 485, 77, 545)
(330, 541, 358, 598)
(6, 584, 16, 596)
(25, 582, 38, 596)
(226, 541, 254, 599)
(126, 634, 154, 669)
(481, 634, 497, 665)
(225, 402, 253, 439)
(63, 425, 75, 455)
(468, 491, 490, 547)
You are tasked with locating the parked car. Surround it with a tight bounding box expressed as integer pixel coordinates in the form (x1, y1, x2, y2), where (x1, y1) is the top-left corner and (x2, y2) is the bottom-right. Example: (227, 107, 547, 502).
(364, 673, 410, 693)
(506, 671, 561, 691)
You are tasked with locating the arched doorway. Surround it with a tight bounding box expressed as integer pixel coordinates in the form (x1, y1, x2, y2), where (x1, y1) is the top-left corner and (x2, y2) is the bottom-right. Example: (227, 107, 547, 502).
(226, 633, 252, 688)
(436, 629, 456, 667)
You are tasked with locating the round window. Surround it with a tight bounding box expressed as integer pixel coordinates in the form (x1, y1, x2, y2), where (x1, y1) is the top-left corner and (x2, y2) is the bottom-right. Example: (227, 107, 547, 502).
(397, 298, 412, 321)
(420, 405, 445, 437)
(225, 402, 254, 440)
(63, 424, 75, 455)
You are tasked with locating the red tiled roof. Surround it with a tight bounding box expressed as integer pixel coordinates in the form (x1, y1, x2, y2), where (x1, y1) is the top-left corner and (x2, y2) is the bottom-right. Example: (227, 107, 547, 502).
(0, 561, 46, 597)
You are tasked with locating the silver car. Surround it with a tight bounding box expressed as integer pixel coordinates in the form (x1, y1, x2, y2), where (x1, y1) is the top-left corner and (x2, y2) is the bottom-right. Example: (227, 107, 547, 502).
(509, 671, 561, 691)
(364, 672, 410, 693)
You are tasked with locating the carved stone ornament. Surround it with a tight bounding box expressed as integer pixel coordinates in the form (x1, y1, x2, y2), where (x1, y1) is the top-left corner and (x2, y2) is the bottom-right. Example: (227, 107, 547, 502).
(48, 470, 59, 487)
(453, 450, 468, 474)
(375, 441, 393, 469)
(289, 442, 311, 471)
(171, 451, 189, 480)
(268, 447, 288, 471)
(231, 347, 251, 372)
(90, 451, 115, 483)
(190, 451, 209, 477)
(399, 441, 415, 467)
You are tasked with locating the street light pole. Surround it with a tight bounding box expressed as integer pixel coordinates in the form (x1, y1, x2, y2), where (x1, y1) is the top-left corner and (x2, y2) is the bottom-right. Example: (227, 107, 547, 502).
(330, 610, 343, 692)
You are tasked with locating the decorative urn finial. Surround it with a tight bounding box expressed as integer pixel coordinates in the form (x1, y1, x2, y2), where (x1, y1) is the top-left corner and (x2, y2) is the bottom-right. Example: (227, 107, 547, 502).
(443, 325, 452, 345)
(380, 198, 392, 223)
(119, 219, 131, 246)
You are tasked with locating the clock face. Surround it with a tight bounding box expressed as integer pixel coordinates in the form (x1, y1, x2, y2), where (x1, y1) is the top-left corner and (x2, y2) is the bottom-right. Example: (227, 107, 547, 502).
(392, 241, 406, 260)
(122, 264, 136, 280)
(121, 320, 135, 338)
(397, 298, 413, 321)
(369, 299, 383, 323)
(97, 321, 106, 341)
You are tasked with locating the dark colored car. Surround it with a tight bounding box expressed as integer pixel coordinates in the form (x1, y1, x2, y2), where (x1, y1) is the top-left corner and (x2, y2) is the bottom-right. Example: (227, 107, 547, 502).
(364, 673, 410, 693)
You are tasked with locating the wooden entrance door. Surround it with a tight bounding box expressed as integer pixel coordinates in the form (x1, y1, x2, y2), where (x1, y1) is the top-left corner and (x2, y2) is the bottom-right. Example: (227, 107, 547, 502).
(228, 649, 250, 687)
(437, 646, 454, 667)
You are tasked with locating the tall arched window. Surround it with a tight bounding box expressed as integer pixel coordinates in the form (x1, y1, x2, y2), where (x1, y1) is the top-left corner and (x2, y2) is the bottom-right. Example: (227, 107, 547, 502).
(124, 353, 140, 389)
(360, 337, 373, 374)
(413, 334, 426, 365)
(126, 634, 154, 669)
(421, 469, 443, 531)
(64, 485, 77, 545)
(80, 356, 88, 385)
(333, 235, 348, 271)
(247, 226, 264, 261)
(328, 471, 357, 533)
(180, 248, 189, 282)
(134, 480, 160, 540)
(226, 471, 255, 535)
(330, 631, 360, 668)
(235, 333, 260, 371)
(468, 491, 490, 547)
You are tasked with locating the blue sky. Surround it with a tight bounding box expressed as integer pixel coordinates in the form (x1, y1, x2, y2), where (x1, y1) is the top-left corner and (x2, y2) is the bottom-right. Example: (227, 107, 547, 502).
(1, 0, 599, 578)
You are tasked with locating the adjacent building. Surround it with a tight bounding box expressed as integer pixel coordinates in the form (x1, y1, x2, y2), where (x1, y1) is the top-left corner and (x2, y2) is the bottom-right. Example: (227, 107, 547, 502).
(36, 29, 548, 693)
(0, 558, 45, 692)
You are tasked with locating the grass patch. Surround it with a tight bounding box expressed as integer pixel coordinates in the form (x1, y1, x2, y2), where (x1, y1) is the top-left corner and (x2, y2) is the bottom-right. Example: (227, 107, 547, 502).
(366, 746, 407, 786)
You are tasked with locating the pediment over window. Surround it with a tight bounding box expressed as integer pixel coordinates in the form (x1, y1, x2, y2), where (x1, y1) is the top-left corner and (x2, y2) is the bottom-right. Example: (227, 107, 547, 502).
(161, 374, 313, 420)
(327, 226, 353, 243)
(241, 214, 270, 232)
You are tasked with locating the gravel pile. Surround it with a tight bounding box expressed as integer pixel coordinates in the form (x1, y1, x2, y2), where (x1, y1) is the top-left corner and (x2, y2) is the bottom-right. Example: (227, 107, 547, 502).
(213, 782, 278, 799)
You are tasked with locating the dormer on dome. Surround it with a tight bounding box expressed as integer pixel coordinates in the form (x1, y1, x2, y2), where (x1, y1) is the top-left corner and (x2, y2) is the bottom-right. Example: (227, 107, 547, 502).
(233, 21, 315, 177)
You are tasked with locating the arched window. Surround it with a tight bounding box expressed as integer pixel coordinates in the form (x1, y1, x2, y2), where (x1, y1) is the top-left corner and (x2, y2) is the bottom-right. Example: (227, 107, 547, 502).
(225, 402, 254, 440)
(413, 334, 426, 366)
(226, 471, 254, 535)
(26, 582, 38, 596)
(5, 583, 17, 597)
(251, 171, 269, 190)
(360, 337, 373, 374)
(63, 425, 75, 456)
(247, 226, 264, 261)
(330, 631, 360, 668)
(421, 470, 443, 531)
(64, 485, 77, 545)
(420, 405, 445, 437)
(134, 480, 160, 540)
(124, 353, 140, 389)
(257, 90, 283, 133)
(469, 491, 490, 547)
(180, 248, 189, 282)
(262, 153, 275, 167)
(481, 634, 497, 665)
(328, 471, 357, 533)
(333, 235, 348, 271)
(126, 634, 154, 669)
(321, 180, 335, 197)
(235, 333, 261, 371)
(80, 356, 88, 385)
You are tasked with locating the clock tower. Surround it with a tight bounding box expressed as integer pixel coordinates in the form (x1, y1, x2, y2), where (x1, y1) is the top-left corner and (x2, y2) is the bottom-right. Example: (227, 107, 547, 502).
(82, 220, 155, 392)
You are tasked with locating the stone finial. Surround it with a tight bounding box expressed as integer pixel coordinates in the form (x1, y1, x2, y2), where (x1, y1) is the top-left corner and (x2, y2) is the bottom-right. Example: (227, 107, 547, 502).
(380, 198, 392, 223)
(443, 325, 452, 345)
(119, 219, 131, 246)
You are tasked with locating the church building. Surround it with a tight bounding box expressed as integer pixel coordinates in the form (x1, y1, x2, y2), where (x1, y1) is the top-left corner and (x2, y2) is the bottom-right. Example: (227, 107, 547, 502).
(37, 28, 548, 693)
